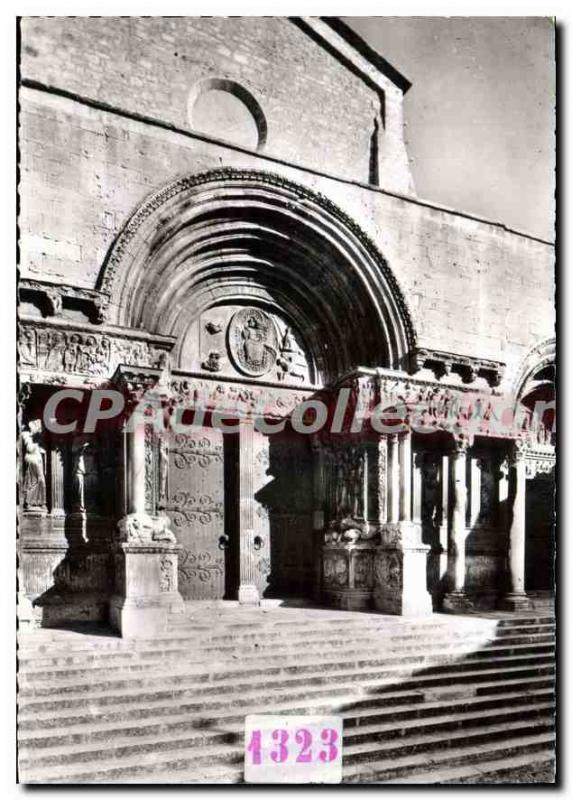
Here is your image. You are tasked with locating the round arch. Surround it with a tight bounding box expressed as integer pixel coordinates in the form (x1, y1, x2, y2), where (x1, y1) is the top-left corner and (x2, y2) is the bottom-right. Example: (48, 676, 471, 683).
(511, 337, 555, 444)
(98, 168, 417, 384)
(512, 337, 556, 403)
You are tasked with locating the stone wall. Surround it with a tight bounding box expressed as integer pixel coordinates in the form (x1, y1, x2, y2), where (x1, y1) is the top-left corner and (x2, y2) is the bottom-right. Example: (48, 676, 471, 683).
(19, 83, 554, 383)
(20, 16, 383, 186)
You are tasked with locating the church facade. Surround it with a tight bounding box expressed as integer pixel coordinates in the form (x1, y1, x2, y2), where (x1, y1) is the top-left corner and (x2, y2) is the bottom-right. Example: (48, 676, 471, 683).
(18, 17, 555, 637)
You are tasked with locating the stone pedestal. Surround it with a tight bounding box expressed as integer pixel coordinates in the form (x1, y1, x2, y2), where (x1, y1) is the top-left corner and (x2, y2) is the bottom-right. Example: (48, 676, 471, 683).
(321, 543, 375, 610)
(110, 538, 183, 638)
(374, 522, 432, 616)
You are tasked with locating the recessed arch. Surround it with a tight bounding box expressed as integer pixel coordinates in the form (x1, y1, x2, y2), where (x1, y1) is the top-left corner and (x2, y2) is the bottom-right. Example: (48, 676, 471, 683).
(98, 168, 417, 384)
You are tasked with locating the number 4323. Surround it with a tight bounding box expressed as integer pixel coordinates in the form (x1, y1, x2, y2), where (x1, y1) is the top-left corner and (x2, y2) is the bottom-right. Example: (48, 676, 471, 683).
(246, 727, 339, 765)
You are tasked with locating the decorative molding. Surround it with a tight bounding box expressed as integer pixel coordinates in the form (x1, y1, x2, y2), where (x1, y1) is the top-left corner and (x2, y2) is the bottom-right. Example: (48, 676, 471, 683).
(178, 550, 224, 583)
(411, 347, 505, 388)
(19, 278, 110, 324)
(524, 447, 556, 479)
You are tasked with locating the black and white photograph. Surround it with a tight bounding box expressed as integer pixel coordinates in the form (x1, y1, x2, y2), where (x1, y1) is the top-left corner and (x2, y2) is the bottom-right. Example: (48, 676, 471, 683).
(14, 11, 557, 787)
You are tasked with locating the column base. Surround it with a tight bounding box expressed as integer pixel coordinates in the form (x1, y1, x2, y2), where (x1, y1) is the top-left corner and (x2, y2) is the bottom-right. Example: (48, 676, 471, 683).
(442, 591, 474, 613)
(498, 592, 532, 611)
(238, 583, 260, 606)
(109, 595, 172, 638)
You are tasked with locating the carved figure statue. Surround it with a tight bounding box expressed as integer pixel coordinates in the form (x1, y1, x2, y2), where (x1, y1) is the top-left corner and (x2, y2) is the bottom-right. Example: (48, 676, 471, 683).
(18, 328, 37, 367)
(242, 315, 273, 369)
(63, 334, 80, 373)
(21, 419, 46, 510)
(276, 328, 306, 382)
(71, 441, 90, 513)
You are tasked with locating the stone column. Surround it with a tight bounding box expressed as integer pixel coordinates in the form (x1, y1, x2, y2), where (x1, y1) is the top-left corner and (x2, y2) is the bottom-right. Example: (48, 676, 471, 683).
(412, 451, 423, 524)
(126, 422, 146, 515)
(442, 436, 473, 612)
(238, 418, 260, 605)
(399, 432, 412, 521)
(49, 446, 66, 519)
(438, 455, 450, 588)
(110, 368, 183, 638)
(376, 436, 388, 525)
(499, 441, 531, 610)
(469, 456, 481, 527)
(388, 434, 400, 523)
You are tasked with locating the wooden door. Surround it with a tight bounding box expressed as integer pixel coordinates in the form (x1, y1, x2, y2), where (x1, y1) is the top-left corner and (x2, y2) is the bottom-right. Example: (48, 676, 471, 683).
(166, 426, 228, 599)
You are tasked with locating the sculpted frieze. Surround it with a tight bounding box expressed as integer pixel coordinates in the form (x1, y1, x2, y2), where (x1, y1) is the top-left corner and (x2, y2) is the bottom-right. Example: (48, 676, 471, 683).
(18, 322, 171, 383)
(169, 377, 314, 419)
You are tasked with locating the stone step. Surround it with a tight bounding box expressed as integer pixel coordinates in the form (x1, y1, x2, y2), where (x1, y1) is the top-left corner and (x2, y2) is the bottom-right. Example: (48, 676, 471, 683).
(18, 658, 555, 716)
(343, 733, 555, 783)
(19, 715, 554, 783)
(17, 636, 554, 683)
(18, 643, 555, 698)
(342, 716, 555, 765)
(19, 687, 554, 749)
(130, 733, 555, 785)
(18, 620, 553, 672)
(17, 628, 555, 672)
(15, 634, 498, 670)
(18, 612, 556, 784)
(19, 673, 554, 731)
(16, 621, 483, 654)
(384, 751, 555, 784)
(18, 616, 555, 655)
(19, 702, 553, 769)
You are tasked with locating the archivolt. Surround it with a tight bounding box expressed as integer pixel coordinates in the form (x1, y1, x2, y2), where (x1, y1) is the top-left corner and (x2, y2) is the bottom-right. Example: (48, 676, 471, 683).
(97, 168, 417, 383)
(512, 337, 556, 403)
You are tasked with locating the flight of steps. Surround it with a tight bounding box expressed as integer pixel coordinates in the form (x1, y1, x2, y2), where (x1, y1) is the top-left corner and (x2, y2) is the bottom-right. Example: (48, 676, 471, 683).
(17, 606, 556, 784)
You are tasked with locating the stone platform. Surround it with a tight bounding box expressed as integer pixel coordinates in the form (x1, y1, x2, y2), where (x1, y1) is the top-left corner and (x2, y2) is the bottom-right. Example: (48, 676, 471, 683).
(18, 603, 555, 784)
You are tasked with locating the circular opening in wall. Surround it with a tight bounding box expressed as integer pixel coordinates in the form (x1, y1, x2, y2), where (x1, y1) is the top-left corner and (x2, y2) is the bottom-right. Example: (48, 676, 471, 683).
(188, 78, 267, 152)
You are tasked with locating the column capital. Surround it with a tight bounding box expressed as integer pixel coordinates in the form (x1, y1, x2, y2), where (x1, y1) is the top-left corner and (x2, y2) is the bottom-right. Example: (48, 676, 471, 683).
(508, 437, 529, 465)
(112, 363, 170, 406)
(451, 432, 473, 455)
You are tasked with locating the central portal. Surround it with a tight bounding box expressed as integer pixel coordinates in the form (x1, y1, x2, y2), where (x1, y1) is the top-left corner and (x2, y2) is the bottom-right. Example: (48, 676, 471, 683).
(165, 422, 314, 601)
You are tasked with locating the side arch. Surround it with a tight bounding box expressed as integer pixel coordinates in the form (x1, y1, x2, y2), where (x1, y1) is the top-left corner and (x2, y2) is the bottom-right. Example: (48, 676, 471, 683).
(98, 168, 417, 383)
(512, 337, 556, 403)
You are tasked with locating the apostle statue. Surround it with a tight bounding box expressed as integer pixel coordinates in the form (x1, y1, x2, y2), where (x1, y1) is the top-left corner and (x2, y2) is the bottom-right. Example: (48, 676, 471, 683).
(21, 419, 47, 511)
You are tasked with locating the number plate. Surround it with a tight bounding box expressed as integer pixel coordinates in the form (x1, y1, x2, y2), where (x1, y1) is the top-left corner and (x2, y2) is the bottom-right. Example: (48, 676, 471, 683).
(244, 715, 343, 783)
